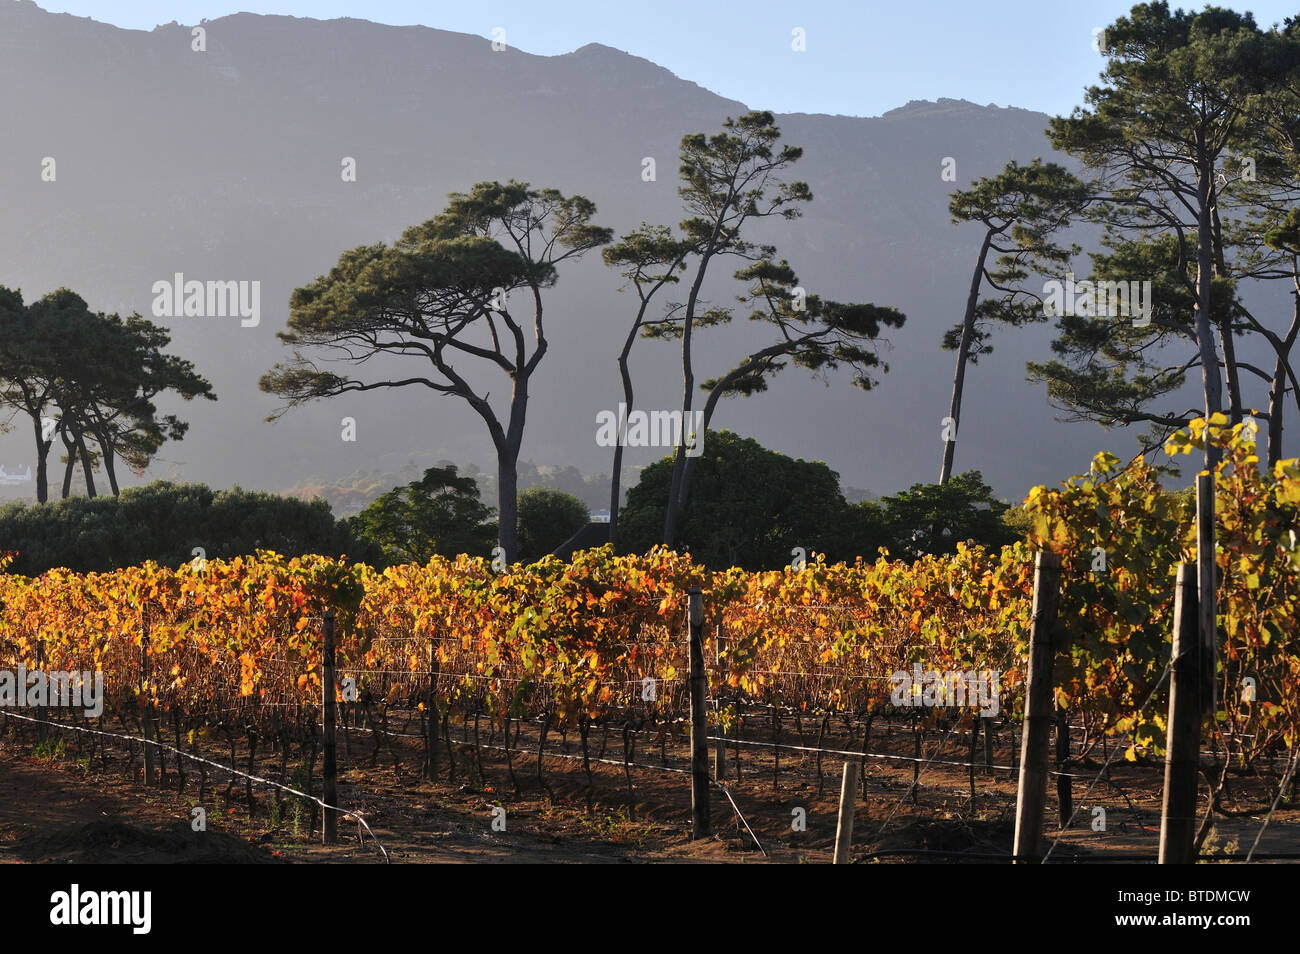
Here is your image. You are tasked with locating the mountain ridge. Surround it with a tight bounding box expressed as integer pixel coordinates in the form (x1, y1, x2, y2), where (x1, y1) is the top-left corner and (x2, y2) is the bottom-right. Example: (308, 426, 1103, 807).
(0, 1, 1164, 508)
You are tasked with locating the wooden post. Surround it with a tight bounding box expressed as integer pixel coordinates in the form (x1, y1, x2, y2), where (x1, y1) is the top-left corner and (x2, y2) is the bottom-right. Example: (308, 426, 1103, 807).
(968, 719, 978, 798)
(713, 626, 727, 781)
(687, 588, 710, 839)
(1160, 564, 1201, 864)
(1196, 473, 1217, 714)
(322, 611, 339, 845)
(833, 759, 860, 864)
(1009, 711, 1016, 775)
(1013, 551, 1062, 863)
(35, 637, 47, 744)
(141, 617, 155, 786)
(982, 716, 994, 776)
(427, 636, 438, 781)
(910, 716, 921, 805)
(1055, 706, 1072, 826)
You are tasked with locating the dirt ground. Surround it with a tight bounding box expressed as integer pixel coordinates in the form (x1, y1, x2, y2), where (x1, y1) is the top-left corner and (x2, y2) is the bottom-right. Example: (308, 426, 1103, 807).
(0, 737, 737, 863)
(1, 713, 1296, 864)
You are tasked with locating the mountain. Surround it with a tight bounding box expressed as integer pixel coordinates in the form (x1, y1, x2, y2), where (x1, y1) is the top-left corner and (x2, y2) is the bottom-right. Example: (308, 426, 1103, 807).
(0, 1, 1195, 508)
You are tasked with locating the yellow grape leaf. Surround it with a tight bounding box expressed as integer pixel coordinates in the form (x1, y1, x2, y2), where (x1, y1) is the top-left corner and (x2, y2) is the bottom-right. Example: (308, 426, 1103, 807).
(238, 653, 257, 696)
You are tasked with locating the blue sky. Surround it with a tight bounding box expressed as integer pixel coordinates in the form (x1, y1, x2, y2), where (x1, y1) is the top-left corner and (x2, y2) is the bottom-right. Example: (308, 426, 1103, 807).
(37, 0, 1300, 117)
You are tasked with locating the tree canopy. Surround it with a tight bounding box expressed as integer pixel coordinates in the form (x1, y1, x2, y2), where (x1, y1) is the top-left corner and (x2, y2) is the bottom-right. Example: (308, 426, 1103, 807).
(617, 430, 848, 570)
(346, 465, 497, 565)
(516, 487, 590, 563)
(602, 112, 904, 547)
(0, 286, 215, 502)
(262, 180, 610, 562)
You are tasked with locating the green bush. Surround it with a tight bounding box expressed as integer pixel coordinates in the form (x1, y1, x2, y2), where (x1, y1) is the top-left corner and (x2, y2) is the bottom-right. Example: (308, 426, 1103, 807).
(0, 481, 381, 574)
(517, 487, 589, 562)
(616, 430, 1018, 568)
(345, 465, 497, 566)
(618, 431, 848, 570)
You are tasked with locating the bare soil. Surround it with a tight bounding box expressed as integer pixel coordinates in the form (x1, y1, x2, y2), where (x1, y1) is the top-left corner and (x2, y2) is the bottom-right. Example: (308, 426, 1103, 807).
(1, 712, 1295, 864)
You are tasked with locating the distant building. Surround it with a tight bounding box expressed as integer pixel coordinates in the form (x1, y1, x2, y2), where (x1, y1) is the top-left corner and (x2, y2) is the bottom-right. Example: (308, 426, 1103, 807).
(0, 465, 32, 485)
(589, 509, 610, 523)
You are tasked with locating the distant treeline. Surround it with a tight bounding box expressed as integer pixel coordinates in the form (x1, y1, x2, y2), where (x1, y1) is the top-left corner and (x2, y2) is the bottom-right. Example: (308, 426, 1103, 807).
(0, 482, 380, 575)
(285, 459, 627, 519)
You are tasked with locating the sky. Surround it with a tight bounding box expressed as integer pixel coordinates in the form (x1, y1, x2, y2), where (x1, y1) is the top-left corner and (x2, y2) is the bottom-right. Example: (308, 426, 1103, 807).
(34, 0, 1300, 118)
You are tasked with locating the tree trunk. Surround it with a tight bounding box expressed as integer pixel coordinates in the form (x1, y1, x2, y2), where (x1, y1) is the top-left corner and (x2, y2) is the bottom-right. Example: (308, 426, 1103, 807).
(608, 349, 636, 547)
(1219, 319, 1243, 427)
(941, 229, 996, 485)
(496, 449, 518, 564)
(664, 245, 720, 548)
(676, 444, 699, 538)
(1211, 195, 1243, 426)
(74, 428, 97, 498)
(608, 435, 625, 548)
(663, 444, 687, 547)
(1268, 355, 1286, 468)
(32, 415, 51, 504)
(491, 366, 532, 564)
(1194, 148, 1224, 470)
(1267, 289, 1300, 467)
(96, 429, 120, 496)
(60, 430, 76, 499)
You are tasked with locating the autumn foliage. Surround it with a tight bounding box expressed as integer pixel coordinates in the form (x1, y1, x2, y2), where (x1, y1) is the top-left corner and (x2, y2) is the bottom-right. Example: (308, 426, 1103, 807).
(0, 418, 1296, 769)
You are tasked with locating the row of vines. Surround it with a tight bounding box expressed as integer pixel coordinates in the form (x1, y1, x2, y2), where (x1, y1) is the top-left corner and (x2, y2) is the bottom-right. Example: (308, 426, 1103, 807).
(0, 419, 1296, 777)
